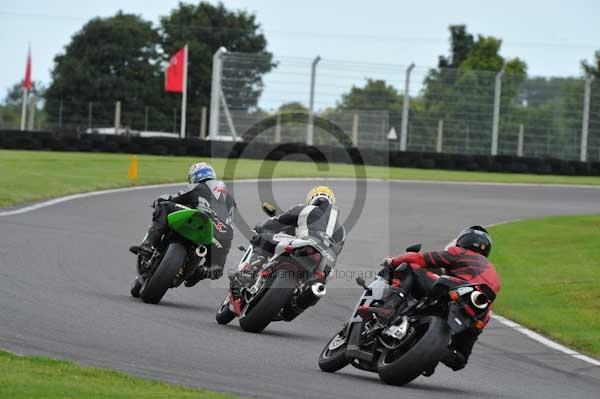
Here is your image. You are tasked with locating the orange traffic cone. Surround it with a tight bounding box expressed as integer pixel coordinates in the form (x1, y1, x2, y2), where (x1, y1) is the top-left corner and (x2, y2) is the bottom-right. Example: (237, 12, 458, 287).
(128, 155, 138, 180)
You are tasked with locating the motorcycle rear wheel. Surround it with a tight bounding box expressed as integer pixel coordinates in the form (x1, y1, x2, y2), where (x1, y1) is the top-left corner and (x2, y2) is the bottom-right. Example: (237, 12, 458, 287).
(238, 274, 295, 333)
(318, 329, 349, 372)
(376, 316, 450, 386)
(139, 243, 186, 304)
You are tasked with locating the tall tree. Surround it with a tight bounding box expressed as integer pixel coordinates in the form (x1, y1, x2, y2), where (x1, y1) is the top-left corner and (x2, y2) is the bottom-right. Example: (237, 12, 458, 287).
(336, 79, 403, 111)
(420, 26, 527, 154)
(44, 12, 166, 129)
(160, 2, 275, 128)
(581, 50, 600, 78)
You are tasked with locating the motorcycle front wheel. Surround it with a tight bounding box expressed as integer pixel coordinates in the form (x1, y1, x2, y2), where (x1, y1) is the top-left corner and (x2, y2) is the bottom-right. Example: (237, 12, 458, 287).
(215, 294, 236, 325)
(376, 316, 450, 386)
(318, 329, 349, 372)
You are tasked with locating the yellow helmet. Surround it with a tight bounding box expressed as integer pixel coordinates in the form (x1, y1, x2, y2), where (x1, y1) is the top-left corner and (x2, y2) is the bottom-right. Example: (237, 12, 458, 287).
(306, 185, 336, 205)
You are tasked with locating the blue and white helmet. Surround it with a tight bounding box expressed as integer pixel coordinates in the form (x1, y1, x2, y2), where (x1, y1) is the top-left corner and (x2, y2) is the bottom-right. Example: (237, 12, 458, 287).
(188, 162, 217, 184)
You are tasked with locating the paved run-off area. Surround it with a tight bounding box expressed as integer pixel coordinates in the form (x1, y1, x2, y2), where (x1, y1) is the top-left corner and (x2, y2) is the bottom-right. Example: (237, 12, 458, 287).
(1, 179, 599, 398)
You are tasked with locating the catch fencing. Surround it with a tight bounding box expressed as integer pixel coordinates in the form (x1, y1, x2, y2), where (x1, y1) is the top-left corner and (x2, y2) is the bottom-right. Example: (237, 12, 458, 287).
(3, 51, 599, 163)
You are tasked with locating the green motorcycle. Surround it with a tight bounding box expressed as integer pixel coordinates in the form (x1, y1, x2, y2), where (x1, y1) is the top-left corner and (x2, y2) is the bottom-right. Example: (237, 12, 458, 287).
(130, 205, 214, 304)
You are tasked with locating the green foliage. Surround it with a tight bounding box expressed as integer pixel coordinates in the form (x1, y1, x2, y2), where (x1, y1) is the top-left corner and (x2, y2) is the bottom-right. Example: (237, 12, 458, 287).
(161, 2, 274, 122)
(41, 3, 273, 133)
(44, 12, 167, 130)
(337, 79, 404, 111)
(418, 25, 528, 153)
(0, 82, 47, 129)
(278, 101, 308, 113)
(581, 50, 600, 78)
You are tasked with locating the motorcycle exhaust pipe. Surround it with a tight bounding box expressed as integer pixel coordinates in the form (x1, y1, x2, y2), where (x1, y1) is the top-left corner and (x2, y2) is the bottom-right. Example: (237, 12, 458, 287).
(195, 245, 208, 258)
(311, 282, 327, 298)
(471, 291, 489, 309)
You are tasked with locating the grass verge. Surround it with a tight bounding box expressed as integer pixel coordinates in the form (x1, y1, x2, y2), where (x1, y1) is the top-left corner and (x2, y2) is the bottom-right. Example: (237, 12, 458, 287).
(489, 215, 600, 357)
(0, 350, 237, 399)
(2, 150, 600, 208)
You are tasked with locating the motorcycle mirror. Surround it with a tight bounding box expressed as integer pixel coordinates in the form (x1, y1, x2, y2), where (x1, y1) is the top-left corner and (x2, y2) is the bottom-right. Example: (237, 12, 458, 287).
(238, 245, 247, 252)
(261, 202, 277, 217)
(405, 243, 422, 253)
(355, 277, 368, 290)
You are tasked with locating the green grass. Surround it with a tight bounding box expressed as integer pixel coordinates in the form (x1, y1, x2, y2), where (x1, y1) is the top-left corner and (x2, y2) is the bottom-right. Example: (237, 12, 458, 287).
(0, 350, 237, 399)
(2, 150, 600, 208)
(489, 215, 600, 356)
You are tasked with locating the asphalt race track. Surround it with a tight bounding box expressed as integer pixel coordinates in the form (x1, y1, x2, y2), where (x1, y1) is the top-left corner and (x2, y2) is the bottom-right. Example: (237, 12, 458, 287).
(1, 179, 600, 399)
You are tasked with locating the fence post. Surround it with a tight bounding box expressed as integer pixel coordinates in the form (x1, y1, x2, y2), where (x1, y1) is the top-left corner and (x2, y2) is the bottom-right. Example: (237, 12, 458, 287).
(58, 99, 63, 129)
(307, 55, 321, 146)
(209, 47, 227, 140)
(114, 101, 121, 135)
(436, 119, 444, 153)
(491, 67, 505, 156)
(88, 102, 93, 131)
(400, 63, 415, 151)
(580, 76, 593, 162)
(275, 112, 282, 143)
(517, 124, 524, 157)
(20, 87, 29, 131)
(144, 106, 149, 132)
(200, 106, 207, 139)
(27, 95, 36, 131)
(352, 113, 359, 147)
(173, 107, 177, 134)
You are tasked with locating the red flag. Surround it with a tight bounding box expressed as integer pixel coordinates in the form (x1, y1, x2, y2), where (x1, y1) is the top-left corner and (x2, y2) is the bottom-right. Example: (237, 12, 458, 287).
(23, 48, 32, 90)
(165, 48, 186, 93)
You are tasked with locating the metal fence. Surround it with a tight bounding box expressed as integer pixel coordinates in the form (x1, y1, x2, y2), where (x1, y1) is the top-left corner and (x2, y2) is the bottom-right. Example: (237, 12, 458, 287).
(213, 51, 600, 162)
(3, 50, 599, 162)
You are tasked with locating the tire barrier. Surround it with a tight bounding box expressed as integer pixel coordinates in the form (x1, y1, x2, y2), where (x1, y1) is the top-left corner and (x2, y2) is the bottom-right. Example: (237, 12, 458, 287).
(1, 129, 599, 176)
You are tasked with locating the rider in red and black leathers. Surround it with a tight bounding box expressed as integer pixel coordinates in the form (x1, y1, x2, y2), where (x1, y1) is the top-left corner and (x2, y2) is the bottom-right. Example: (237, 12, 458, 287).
(383, 226, 500, 372)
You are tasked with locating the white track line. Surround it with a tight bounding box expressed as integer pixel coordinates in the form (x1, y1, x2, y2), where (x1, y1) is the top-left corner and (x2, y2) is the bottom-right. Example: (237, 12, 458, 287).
(1, 178, 599, 367)
(492, 315, 600, 366)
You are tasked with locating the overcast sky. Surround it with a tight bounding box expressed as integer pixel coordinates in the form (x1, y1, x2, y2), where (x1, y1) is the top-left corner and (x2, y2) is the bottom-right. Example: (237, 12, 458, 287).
(1, 0, 599, 102)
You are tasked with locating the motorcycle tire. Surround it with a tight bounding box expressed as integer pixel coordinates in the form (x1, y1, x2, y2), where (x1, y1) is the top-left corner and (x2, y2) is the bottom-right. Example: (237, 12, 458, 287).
(376, 316, 450, 386)
(318, 329, 349, 372)
(139, 243, 186, 304)
(238, 274, 295, 333)
(130, 275, 143, 298)
(216, 294, 236, 325)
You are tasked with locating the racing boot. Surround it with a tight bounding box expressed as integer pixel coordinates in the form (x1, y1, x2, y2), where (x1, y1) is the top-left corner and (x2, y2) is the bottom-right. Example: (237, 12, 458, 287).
(357, 284, 409, 325)
(129, 223, 163, 260)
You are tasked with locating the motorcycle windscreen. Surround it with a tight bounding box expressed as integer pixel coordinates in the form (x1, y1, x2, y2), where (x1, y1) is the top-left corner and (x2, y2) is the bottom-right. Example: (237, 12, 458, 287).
(167, 209, 213, 245)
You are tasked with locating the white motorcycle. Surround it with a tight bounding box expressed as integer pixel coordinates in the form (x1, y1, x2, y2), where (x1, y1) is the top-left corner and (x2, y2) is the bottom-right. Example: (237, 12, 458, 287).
(215, 203, 338, 333)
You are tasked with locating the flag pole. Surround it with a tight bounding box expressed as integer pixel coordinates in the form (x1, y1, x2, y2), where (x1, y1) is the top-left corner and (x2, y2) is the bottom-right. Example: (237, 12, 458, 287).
(179, 44, 188, 139)
(20, 88, 28, 131)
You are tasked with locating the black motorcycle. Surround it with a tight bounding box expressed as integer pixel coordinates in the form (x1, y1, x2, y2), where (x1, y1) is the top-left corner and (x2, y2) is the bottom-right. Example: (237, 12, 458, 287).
(215, 203, 339, 333)
(318, 244, 493, 386)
